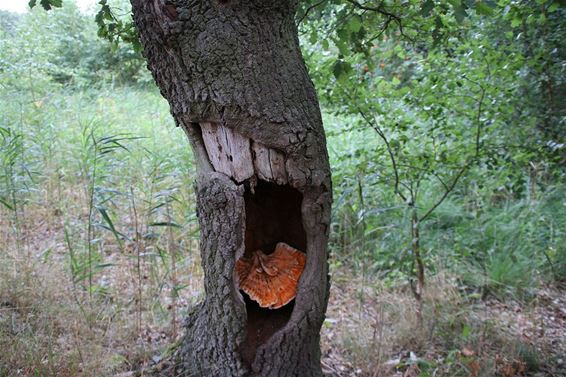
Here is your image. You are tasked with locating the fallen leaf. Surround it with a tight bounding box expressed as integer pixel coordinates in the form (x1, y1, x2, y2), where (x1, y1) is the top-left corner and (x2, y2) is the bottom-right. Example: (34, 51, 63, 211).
(462, 347, 475, 357)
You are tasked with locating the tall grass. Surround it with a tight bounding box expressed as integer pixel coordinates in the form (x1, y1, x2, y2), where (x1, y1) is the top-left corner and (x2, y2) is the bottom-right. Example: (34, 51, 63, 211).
(0, 85, 203, 375)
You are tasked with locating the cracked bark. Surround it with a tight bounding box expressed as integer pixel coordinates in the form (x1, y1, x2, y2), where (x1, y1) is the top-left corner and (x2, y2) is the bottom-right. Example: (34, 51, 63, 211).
(130, 0, 331, 375)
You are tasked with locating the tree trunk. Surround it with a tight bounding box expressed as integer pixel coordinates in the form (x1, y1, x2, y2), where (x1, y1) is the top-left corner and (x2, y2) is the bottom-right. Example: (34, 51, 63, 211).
(410, 208, 424, 327)
(130, 1, 332, 376)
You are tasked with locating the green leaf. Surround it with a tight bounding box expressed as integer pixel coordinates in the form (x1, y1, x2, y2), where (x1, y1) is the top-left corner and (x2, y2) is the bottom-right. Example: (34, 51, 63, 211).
(475, 2, 495, 16)
(548, 2, 559, 12)
(38, 0, 62, 10)
(332, 60, 352, 80)
(454, 5, 468, 22)
(348, 14, 362, 33)
(309, 30, 318, 44)
(337, 27, 349, 42)
(0, 197, 13, 210)
(334, 38, 349, 56)
(132, 39, 142, 53)
(333, 60, 344, 79)
(462, 324, 471, 338)
(421, 0, 435, 16)
(96, 206, 124, 247)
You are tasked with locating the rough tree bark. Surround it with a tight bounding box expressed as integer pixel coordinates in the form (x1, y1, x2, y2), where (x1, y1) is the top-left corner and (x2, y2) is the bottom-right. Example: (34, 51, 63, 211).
(130, 1, 332, 376)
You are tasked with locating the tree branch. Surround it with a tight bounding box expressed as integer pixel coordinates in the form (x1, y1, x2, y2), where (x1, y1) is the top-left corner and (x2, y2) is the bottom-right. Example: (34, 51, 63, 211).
(350, 101, 408, 203)
(419, 76, 487, 222)
(345, 0, 400, 24)
(297, 0, 329, 26)
(418, 165, 468, 222)
(345, 0, 409, 39)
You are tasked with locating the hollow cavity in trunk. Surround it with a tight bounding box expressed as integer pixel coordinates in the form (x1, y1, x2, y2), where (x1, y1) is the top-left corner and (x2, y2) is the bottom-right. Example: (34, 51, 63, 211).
(239, 181, 306, 365)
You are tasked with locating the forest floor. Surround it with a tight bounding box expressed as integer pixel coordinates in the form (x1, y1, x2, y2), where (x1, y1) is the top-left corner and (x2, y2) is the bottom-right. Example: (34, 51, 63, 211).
(321, 272, 566, 377)
(0, 203, 565, 377)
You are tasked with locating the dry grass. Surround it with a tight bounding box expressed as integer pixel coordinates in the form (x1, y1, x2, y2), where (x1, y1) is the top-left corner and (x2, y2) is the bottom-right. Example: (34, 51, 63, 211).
(320, 268, 566, 377)
(1, 197, 565, 376)
(0, 190, 203, 377)
(321, 271, 459, 376)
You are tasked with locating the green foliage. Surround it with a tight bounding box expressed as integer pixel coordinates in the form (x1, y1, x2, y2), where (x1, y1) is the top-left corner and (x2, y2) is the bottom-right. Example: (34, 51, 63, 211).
(5, 0, 566, 314)
(309, 0, 565, 298)
(29, 0, 63, 11)
(95, 0, 141, 51)
(30, 0, 141, 51)
(1, 2, 147, 87)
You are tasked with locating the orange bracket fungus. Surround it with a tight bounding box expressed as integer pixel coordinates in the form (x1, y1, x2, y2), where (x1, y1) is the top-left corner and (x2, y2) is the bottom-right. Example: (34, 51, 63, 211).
(236, 242, 306, 309)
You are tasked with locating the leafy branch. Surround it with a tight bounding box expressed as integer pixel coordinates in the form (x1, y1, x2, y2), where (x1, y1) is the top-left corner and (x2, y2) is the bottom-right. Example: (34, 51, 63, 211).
(28, 0, 62, 11)
(344, 0, 416, 41)
(351, 100, 409, 203)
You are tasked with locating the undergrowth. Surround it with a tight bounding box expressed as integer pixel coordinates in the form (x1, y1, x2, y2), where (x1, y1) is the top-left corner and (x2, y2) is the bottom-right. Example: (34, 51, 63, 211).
(1, 86, 564, 376)
(0, 63, 564, 377)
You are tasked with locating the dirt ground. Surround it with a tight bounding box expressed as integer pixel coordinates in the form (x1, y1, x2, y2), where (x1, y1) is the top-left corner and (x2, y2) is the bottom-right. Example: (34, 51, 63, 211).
(1, 205, 565, 376)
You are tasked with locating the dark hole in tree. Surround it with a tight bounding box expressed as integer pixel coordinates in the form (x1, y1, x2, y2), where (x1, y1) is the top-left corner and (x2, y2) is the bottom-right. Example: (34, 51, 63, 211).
(238, 180, 307, 365)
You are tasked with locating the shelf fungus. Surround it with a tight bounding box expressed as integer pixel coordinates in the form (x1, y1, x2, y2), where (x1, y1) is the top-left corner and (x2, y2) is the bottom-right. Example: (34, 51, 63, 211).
(236, 242, 306, 309)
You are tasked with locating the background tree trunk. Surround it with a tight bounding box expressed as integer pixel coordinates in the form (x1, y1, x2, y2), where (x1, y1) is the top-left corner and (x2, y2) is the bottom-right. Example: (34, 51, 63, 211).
(130, 0, 332, 375)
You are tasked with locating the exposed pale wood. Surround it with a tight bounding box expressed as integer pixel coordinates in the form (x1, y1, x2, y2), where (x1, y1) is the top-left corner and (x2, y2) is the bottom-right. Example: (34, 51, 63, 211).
(202, 123, 288, 185)
(252, 142, 288, 185)
(252, 142, 273, 182)
(201, 122, 231, 176)
(225, 127, 255, 183)
(269, 148, 288, 185)
(200, 122, 254, 183)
